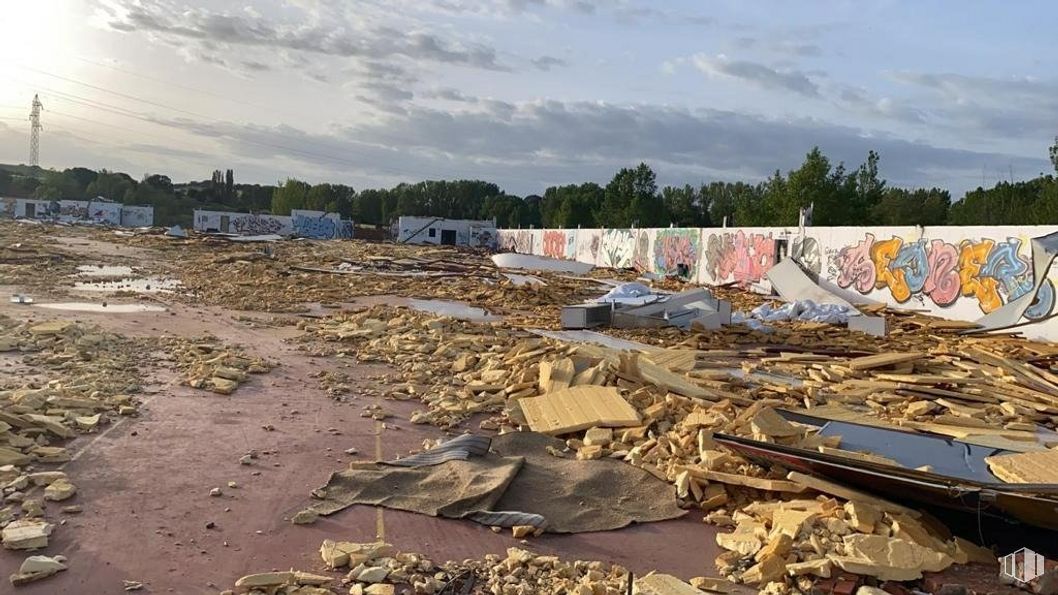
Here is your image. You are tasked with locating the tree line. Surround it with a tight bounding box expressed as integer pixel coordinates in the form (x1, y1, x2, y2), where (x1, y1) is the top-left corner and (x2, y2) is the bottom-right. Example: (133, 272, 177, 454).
(2, 139, 1057, 228)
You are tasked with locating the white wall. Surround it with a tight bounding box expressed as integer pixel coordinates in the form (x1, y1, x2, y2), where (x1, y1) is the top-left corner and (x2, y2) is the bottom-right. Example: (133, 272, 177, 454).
(120, 205, 155, 227)
(398, 217, 497, 247)
(0, 197, 128, 225)
(498, 225, 1058, 340)
(193, 210, 293, 235)
(192, 209, 353, 239)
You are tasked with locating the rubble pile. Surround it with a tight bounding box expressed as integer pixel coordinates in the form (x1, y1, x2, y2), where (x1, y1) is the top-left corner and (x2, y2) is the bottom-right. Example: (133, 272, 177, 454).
(118, 236, 615, 322)
(298, 306, 557, 426)
(161, 336, 274, 395)
(0, 317, 154, 581)
(295, 305, 1052, 589)
(228, 542, 705, 595)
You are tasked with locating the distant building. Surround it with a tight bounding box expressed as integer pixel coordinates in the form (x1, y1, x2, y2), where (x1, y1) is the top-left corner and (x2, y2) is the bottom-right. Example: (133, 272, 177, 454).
(0, 196, 153, 227)
(396, 216, 497, 248)
(192, 209, 353, 239)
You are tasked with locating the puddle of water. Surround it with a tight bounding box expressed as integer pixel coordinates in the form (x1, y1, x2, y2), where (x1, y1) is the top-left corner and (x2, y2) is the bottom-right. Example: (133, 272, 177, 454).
(407, 299, 502, 321)
(36, 302, 166, 313)
(73, 277, 181, 293)
(76, 265, 135, 277)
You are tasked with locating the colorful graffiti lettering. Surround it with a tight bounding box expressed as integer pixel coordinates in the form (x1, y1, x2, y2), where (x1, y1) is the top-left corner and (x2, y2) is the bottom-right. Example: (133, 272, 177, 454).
(703, 231, 776, 287)
(633, 230, 651, 271)
(542, 230, 569, 259)
(835, 234, 876, 292)
(835, 234, 1056, 319)
(600, 229, 635, 268)
(232, 215, 284, 235)
(292, 214, 352, 239)
(653, 229, 700, 277)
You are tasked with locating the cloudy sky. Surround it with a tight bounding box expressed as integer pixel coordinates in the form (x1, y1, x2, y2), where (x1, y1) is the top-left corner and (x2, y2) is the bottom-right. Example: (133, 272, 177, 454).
(0, 1, 1055, 196)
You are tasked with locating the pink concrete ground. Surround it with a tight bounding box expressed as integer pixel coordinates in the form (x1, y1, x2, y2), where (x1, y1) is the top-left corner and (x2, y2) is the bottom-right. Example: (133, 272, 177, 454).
(0, 248, 718, 594)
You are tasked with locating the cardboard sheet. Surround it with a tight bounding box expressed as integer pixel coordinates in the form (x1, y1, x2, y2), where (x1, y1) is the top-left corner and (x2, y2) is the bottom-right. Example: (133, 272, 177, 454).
(519, 386, 641, 435)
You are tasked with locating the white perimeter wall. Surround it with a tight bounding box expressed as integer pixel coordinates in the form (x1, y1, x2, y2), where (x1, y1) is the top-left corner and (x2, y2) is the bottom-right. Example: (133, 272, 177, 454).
(192, 209, 353, 239)
(1, 197, 132, 226)
(498, 226, 1058, 340)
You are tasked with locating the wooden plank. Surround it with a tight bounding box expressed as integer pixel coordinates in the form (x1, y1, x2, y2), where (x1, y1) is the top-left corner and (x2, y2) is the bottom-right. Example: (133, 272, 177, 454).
(518, 386, 641, 435)
(846, 352, 927, 371)
(872, 373, 984, 385)
(538, 358, 575, 393)
(678, 466, 807, 493)
(786, 472, 920, 517)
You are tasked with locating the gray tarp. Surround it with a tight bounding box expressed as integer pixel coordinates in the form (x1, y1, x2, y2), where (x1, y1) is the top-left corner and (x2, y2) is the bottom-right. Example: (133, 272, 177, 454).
(309, 432, 686, 533)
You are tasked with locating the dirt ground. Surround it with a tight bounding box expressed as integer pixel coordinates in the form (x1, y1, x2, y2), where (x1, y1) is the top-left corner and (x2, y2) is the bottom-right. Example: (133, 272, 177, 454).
(0, 232, 718, 594)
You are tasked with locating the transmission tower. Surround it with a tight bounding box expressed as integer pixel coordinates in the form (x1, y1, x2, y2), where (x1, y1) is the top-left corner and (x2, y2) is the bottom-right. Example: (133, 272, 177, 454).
(29, 94, 42, 166)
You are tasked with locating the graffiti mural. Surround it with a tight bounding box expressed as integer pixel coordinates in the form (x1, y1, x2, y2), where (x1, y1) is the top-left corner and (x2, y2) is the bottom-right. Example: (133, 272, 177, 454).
(833, 234, 1056, 319)
(499, 230, 533, 253)
(653, 229, 700, 277)
(292, 214, 353, 239)
(232, 214, 284, 235)
(633, 230, 652, 271)
(600, 229, 635, 268)
(792, 236, 822, 274)
(703, 231, 776, 286)
(542, 230, 575, 260)
(2, 198, 15, 217)
(576, 230, 601, 263)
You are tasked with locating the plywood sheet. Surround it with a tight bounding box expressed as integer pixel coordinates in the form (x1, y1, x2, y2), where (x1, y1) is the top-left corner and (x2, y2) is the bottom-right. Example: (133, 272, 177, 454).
(519, 386, 641, 435)
(985, 449, 1058, 483)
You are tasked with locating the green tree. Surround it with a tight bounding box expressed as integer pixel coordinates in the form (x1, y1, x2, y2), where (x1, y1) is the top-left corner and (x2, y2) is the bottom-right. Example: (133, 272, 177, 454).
(661, 184, 709, 227)
(271, 178, 311, 215)
(597, 163, 662, 227)
(86, 170, 136, 201)
(542, 183, 602, 227)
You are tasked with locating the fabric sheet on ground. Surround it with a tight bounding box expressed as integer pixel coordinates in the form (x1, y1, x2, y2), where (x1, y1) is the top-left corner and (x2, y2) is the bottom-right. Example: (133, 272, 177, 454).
(308, 432, 686, 533)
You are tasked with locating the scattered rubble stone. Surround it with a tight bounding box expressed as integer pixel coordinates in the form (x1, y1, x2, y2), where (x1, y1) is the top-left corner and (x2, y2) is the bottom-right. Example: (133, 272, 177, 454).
(9, 554, 67, 586)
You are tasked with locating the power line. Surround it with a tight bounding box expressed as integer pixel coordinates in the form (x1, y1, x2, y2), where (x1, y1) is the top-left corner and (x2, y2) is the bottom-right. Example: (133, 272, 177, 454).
(15, 65, 215, 121)
(72, 56, 305, 120)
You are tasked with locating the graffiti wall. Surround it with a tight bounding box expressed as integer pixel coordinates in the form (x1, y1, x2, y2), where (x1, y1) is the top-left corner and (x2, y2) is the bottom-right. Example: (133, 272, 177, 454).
(576, 229, 601, 264)
(541, 229, 576, 260)
(828, 229, 1055, 320)
(0, 197, 143, 226)
(291, 210, 353, 239)
(192, 209, 353, 238)
(495, 224, 1058, 339)
(653, 228, 701, 277)
(599, 229, 635, 268)
(702, 230, 778, 287)
(499, 229, 534, 254)
(120, 205, 155, 227)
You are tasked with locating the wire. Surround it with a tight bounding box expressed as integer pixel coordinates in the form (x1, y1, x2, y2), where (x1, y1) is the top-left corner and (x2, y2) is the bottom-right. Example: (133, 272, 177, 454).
(72, 56, 305, 120)
(15, 65, 215, 120)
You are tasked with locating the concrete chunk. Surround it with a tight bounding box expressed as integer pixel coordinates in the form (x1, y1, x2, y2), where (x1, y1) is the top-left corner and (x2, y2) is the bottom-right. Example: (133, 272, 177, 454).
(1, 520, 53, 550)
